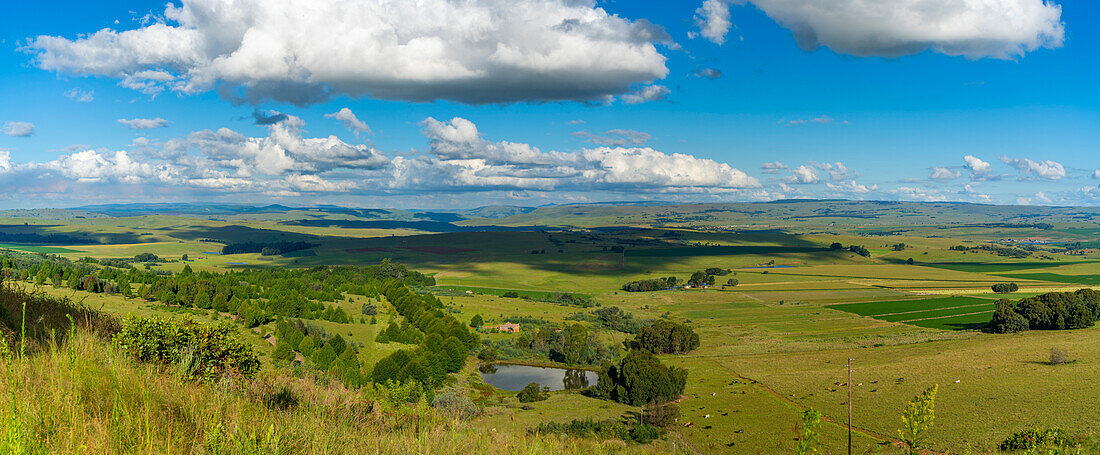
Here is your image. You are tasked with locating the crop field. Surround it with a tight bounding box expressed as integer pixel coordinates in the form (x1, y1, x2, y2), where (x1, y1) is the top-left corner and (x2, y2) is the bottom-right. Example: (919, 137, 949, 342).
(995, 272, 1100, 285)
(826, 296, 996, 330)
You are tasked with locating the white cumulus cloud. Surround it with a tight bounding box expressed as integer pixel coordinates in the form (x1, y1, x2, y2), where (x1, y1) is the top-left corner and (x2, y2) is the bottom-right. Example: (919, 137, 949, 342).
(788, 165, 821, 184)
(930, 167, 962, 180)
(622, 85, 670, 104)
(26, 0, 670, 105)
(694, 0, 734, 44)
(325, 108, 371, 136)
(1000, 156, 1066, 180)
(964, 155, 992, 176)
(118, 118, 169, 129)
(698, 0, 1063, 59)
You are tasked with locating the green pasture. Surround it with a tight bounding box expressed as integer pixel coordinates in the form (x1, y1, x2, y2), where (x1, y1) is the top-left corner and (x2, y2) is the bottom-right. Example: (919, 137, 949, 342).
(995, 272, 1100, 286)
(0, 244, 81, 253)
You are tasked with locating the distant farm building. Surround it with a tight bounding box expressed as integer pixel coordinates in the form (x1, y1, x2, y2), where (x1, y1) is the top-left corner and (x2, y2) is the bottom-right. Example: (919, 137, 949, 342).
(496, 323, 521, 333)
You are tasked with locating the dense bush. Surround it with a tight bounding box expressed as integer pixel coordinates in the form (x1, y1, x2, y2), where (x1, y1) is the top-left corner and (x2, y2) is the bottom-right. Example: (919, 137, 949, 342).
(1000, 428, 1070, 452)
(992, 282, 1020, 293)
(989, 300, 1029, 334)
(517, 382, 549, 403)
(590, 349, 688, 406)
(621, 277, 677, 292)
(432, 388, 480, 420)
(112, 316, 260, 380)
(988, 290, 1100, 333)
(568, 306, 648, 334)
(950, 244, 1031, 258)
(629, 319, 699, 354)
(686, 271, 715, 287)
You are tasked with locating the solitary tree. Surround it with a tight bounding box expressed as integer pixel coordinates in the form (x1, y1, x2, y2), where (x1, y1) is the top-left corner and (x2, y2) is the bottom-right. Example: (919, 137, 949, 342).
(470, 314, 483, 328)
(794, 409, 823, 455)
(899, 384, 938, 455)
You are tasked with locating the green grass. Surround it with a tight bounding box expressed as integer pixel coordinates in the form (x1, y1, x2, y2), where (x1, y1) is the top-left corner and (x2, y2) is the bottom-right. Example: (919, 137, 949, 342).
(625, 245, 828, 257)
(922, 262, 1080, 273)
(825, 296, 990, 317)
(826, 296, 993, 331)
(430, 285, 589, 300)
(994, 273, 1100, 286)
(0, 244, 81, 253)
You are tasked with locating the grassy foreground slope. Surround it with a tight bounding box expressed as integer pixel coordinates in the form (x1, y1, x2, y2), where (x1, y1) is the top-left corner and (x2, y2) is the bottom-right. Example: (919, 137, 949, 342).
(0, 284, 646, 455)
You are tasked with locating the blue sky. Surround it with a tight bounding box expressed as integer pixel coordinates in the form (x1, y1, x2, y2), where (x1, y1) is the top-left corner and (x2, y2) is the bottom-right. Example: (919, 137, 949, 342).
(0, 0, 1097, 209)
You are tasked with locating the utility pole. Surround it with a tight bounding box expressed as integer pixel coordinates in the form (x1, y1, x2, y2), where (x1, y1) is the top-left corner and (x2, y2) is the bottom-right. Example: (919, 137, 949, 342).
(847, 357, 853, 455)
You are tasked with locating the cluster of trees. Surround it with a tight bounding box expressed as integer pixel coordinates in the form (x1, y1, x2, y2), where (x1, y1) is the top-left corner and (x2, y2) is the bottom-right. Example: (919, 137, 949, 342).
(629, 320, 700, 354)
(273, 318, 365, 386)
(829, 242, 871, 257)
(686, 271, 716, 287)
(375, 320, 423, 344)
(568, 306, 648, 334)
(704, 267, 731, 276)
(221, 241, 317, 255)
(544, 292, 594, 307)
(989, 290, 1100, 333)
(621, 277, 678, 292)
(370, 281, 478, 385)
(992, 282, 1019, 293)
(949, 244, 1032, 258)
(891, 243, 908, 251)
(0, 252, 432, 329)
(589, 349, 688, 406)
(516, 323, 609, 365)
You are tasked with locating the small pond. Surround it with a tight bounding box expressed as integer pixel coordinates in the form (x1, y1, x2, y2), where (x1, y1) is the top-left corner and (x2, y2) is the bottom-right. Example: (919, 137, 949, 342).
(478, 363, 598, 392)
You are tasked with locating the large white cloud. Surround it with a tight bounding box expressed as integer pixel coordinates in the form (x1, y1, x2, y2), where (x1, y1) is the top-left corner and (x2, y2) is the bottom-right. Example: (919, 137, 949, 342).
(26, 0, 670, 105)
(581, 147, 757, 189)
(1001, 156, 1065, 180)
(697, 0, 1064, 59)
(47, 150, 159, 184)
(411, 117, 757, 191)
(164, 114, 389, 176)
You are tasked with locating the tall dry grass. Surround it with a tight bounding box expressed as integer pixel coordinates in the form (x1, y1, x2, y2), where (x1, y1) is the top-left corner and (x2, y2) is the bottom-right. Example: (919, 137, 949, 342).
(0, 279, 651, 454)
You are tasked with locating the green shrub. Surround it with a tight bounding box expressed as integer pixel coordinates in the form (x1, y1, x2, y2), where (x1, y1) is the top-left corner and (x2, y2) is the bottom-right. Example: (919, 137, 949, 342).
(591, 349, 687, 406)
(517, 382, 549, 403)
(629, 422, 659, 444)
(112, 315, 260, 380)
(630, 319, 699, 354)
(432, 388, 480, 420)
(1000, 428, 1069, 452)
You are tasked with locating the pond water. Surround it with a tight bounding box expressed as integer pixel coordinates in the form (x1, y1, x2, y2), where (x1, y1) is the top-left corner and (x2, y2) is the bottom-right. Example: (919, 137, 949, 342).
(478, 364, 599, 392)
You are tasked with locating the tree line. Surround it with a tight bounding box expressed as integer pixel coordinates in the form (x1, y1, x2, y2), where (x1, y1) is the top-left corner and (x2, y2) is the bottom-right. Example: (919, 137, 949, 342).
(989, 289, 1100, 333)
